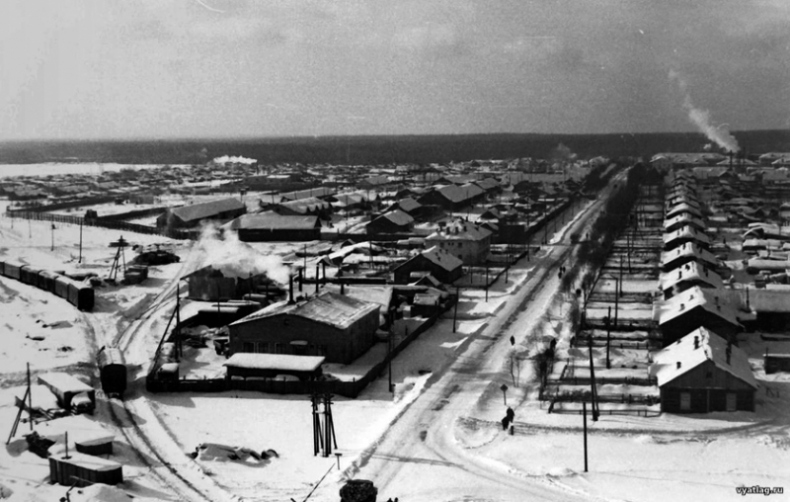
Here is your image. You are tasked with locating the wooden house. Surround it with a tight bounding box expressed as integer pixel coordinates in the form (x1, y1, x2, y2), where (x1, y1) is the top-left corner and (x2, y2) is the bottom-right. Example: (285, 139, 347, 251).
(650, 327, 757, 413)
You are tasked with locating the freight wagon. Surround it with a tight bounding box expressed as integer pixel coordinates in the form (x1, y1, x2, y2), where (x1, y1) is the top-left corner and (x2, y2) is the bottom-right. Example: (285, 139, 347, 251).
(97, 347, 127, 398)
(2, 260, 22, 280)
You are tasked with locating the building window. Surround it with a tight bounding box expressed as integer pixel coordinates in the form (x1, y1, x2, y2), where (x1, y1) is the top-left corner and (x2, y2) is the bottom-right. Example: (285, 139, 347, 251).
(319, 345, 328, 356)
(256, 342, 269, 353)
(242, 342, 255, 353)
(680, 392, 691, 411)
(275, 343, 286, 354)
(705, 370, 712, 378)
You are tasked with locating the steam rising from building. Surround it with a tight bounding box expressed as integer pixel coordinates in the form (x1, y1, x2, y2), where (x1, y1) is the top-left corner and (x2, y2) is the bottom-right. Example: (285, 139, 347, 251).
(669, 69, 739, 153)
(184, 222, 290, 284)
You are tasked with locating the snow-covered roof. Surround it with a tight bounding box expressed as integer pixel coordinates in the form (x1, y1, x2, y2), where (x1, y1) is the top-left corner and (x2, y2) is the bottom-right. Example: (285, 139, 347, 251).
(660, 261, 724, 291)
(650, 327, 757, 388)
(230, 291, 379, 330)
(420, 245, 464, 271)
(656, 286, 741, 328)
(660, 242, 719, 268)
(223, 353, 325, 372)
(371, 209, 414, 227)
(663, 225, 711, 247)
(226, 212, 319, 230)
(170, 198, 246, 223)
(663, 213, 705, 232)
(665, 202, 702, 219)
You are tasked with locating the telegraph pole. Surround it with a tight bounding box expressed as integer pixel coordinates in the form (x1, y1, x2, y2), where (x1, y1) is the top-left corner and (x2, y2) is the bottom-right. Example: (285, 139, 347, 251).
(78, 220, 83, 263)
(583, 401, 589, 472)
(453, 287, 459, 333)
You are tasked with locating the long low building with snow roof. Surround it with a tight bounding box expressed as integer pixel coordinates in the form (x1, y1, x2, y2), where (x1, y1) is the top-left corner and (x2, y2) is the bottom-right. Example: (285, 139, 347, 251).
(650, 327, 757, 413)
(655, 286, 742, 346)
(227, 290, 380, 364)
(661, 242, 720, 272)
(660, 261, 724, 300)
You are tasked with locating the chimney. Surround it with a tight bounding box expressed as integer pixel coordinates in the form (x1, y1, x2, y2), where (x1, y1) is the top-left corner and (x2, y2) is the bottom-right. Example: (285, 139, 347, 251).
(694, 336, 699, 349)
(680, 303, 685, 310)
(676, 361, 682, 369)
(288, 275, 295, 304)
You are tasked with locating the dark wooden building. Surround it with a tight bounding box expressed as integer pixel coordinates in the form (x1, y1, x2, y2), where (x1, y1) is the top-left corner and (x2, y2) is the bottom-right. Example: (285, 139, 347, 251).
(156, 198, 246, 229)
(227, 212, 321, 241)
(366, 210, 414, 234)
(651, 327, 757, 413)
(228, 291, 380, 364)
(392, 246, 464, 284)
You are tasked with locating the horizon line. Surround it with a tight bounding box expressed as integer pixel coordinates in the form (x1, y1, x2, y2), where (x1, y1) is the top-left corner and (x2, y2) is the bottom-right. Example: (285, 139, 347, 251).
(1, 128, 788, 144)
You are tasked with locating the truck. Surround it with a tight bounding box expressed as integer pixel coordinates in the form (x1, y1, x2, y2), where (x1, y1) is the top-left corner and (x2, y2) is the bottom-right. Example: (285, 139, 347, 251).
(37, 372, 96, 415)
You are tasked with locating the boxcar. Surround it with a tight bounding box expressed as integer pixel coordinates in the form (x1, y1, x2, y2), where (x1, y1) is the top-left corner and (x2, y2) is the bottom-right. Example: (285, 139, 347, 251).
(97, 347, 126, 397)
(38, 270, 59, 294)
(67, 282, 95, 312)
(19, 266, 42, 286)
(54, 276, 71, 300)
(3, 261, 22, 280)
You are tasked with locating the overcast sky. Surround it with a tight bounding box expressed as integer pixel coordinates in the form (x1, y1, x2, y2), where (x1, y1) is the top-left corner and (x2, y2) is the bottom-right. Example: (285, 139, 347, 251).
(1, 0, 789, 140)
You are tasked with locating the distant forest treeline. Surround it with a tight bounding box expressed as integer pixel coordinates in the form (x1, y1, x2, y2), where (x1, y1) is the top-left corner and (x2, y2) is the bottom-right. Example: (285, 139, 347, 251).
(2, 130, 790, 165)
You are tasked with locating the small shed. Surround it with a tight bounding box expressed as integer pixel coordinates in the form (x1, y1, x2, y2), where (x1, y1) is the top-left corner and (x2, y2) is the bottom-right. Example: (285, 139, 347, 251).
(224, 353, 325, 381)
(49, 447, 123, 487)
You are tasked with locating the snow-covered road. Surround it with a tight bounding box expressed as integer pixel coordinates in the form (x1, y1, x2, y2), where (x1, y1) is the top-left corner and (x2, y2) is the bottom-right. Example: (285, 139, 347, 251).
(346, 175, 626, 502)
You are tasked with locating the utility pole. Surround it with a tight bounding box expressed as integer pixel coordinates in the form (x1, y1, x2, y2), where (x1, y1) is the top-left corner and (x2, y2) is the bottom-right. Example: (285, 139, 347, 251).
(583, 401, 589, 473)
(485, 263, 489, 302)
(453, 287, 459, 333)
(78, 220, 83, 263)
(587, 330, 599, 421)
(606, 307, 611, 370)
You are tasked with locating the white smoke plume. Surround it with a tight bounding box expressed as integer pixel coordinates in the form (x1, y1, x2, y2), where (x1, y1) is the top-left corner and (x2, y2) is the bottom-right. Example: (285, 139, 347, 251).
(190, 222, 290, 284)
(669, 69, 739, 153)
(212, 155, 257, 165)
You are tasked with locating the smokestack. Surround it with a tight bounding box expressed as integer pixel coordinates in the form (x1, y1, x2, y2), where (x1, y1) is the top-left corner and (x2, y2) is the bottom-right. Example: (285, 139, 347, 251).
(726, 343, 732, 365)
(341, 281, 345, 295)
(315, 264, 320, 295)
(288, 275, 295, 304)
(298, 268, 303, 292)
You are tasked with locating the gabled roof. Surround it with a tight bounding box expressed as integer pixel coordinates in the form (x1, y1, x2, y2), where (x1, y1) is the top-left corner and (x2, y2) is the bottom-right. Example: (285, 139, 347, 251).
(663, 213, 705, 232)
(170, 198, 246, 223)
(656, 286, 741, 328)
(660, 242, 719, 268)
(231, 291, 379, 330)
(665, 202, 702, 219)
(660, 261, 724, 291)
(391, 197, 422, 213)
(650, 327, 757, 388)
(227, 212, 319, 230)
(419, 245, 464, 272)
(663, 225, 711, 247)
(371, 209, 414, 227)
(665, 196, 701, 211)
(473, 178, 501, 192)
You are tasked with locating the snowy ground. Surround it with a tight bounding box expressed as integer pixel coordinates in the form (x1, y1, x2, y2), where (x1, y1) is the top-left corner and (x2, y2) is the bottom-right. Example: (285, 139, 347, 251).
(2, 178, 790, 502)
